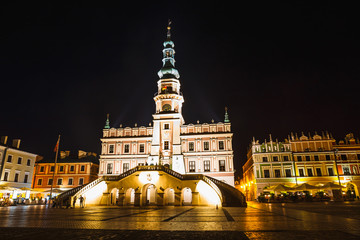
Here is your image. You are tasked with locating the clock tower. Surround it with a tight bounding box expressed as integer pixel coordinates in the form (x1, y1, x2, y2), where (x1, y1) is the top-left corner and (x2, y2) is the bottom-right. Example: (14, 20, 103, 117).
(148, 21, 186, 174)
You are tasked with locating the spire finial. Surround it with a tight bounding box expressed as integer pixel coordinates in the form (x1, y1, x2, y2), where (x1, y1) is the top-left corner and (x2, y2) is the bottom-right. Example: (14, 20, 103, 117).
(224, 107, 230, 123)
(167, 19, 172, 39)
(104, 114, 110, 129)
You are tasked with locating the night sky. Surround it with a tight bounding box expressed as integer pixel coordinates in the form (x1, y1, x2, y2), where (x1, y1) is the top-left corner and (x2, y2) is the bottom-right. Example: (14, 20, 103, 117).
(1, 2, 359, 176)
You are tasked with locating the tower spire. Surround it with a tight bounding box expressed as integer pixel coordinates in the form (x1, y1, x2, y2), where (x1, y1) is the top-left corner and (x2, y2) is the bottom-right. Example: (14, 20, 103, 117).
(224, 107, 230, 123)
(104, 114, 110, 129)
(158, 21, 179, 79)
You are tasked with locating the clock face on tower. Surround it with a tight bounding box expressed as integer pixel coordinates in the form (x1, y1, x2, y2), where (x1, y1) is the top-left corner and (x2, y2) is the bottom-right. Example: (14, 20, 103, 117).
(162, 104, 171, 111)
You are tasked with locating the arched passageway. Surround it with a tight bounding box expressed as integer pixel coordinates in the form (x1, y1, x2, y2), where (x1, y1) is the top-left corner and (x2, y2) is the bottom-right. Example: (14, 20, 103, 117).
(182, 187, 192, 206)
(124, 188, 135, 205)
(110, 188, 119, 205)
(164, 188, 175, 205)
(144, 184, 157, 205)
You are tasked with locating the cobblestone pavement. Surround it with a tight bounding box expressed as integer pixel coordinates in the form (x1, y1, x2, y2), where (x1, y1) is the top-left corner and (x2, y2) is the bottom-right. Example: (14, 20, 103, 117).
(1, 201, 360, 239)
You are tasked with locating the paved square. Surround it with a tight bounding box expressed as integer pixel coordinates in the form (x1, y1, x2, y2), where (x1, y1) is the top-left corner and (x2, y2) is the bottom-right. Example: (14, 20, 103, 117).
(1, 201, 360, 239)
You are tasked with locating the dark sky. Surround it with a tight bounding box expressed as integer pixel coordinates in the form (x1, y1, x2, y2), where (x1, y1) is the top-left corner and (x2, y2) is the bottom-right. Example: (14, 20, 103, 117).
(1, 2, 359, 176)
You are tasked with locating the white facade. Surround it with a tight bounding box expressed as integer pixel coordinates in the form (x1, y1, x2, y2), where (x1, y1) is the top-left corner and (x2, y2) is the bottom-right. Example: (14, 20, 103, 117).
(99, 24, 235, 186)
(0, 142, 38, 189)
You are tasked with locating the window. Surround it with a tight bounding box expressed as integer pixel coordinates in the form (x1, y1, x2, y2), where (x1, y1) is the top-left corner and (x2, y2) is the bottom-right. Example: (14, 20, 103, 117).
(50, 166, 54, 172)
(264, 170, 270, 178)
(189, 161, 195, 172)
(343, 166, 350, 175)
(307, 168, 313, 177)
(357, 154, 360, 160)
(274, 169, 281, 177)
(218, 141, 224, 150)
(326, 155, 331, 160)
(68, 178, 73, 185)
(27, 159, 31, 166)
(37, 178, 42, 185)
(59, 166, 64, 172)
(219, 160, 226, 171)
(79, 178, 84, 185)
(341, 155, 347, 160)
(262, 157, 268, 162)
(316, 168, 322, 176)
(138, 163, 145, 166)
(283, 156, 289, 161)
(164, 123, 170, 129)
(305, 156, 311, 161)
(124, 144, 130, 153)
(204, 160, 210, 172)
(4, 172, 9, 181)
(164, 141, 169, 150)
(70, 165, 75, 172)
(40, 166, 45, 172)
(189, 142, 194, 151)
(107, 163, 113, 174)
(80, 165, 85, 171)
(109, 145, 114, 154)
(273, 156, 278, 162)
(285, 169, 292, 177)
(17, 157, 22, 164)
(314, 155, 319, 161)
(204, 142, 209, 151)
(7, 155, 12, 162)
(297, 156, 302, 162)
(328, 167, 334, 176)
(24, 174, 28, 183)
(48, 179, 53, 185)
(299, 169, 304, 177)
(57, 178, 63, 185)
(123, 163, 129, 172)
(139, 144, 145, 153)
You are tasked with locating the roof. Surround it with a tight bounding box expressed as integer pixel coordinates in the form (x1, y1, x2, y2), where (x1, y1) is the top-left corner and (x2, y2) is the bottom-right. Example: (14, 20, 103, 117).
(37, 155, 99, 165)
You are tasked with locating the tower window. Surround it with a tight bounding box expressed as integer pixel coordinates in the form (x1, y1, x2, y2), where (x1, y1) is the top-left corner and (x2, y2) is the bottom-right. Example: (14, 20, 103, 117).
(164, 123, 170, 129)
(139, 144, 145, 153)
(218, 141, 224, 150)
(189, 142, 194, 152)
(164, 141, 169, 150)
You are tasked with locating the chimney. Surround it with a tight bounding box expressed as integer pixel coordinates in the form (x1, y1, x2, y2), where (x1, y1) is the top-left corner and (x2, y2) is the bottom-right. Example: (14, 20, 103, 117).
(12, 139, 21, 149)
(1, 136, 8, 145)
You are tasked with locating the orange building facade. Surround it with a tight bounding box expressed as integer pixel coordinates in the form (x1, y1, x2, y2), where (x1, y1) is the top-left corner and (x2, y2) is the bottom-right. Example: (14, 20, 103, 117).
(32, 151, 99, 196)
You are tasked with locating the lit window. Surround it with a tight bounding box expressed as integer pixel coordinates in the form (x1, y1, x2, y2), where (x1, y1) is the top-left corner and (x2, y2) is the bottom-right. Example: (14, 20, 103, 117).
(204, 160, 210, 172)
(189, 161, 195, 172)
(123, 163, 129, 172)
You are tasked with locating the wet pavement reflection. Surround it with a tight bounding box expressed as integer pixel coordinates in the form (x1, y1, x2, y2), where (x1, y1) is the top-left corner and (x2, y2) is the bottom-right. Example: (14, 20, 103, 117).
(1, 201, 360, 239)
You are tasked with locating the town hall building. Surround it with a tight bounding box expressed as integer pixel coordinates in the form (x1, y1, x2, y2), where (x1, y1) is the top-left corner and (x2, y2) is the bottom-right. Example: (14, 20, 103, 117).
(99, 23, 235, 186)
